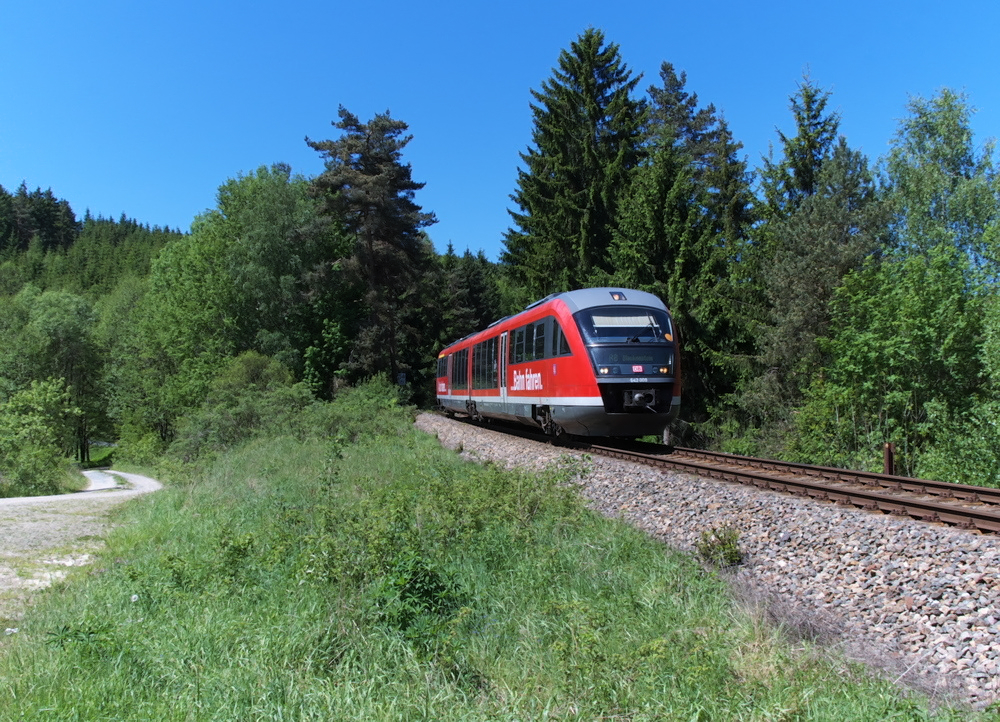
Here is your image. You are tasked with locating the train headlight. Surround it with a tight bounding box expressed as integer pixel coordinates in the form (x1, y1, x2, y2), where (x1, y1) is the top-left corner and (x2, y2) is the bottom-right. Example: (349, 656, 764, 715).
(599, 367, 610, 375)
(657, 366, 670, 374)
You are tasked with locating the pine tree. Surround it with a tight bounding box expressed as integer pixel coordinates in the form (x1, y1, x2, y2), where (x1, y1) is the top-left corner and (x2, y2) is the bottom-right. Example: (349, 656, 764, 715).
(760, 141, 886, 406)
(502, 28, 645, 296)
(9, 184, 78, 251)
(308, 107, 436, 381)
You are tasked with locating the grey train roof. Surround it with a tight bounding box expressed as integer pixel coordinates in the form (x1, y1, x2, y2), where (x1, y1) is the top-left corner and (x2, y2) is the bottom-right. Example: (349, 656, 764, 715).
(525, 288, 669, 315)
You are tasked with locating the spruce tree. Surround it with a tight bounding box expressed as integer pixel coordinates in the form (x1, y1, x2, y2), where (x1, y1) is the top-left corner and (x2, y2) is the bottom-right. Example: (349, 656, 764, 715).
(0, 184, 13, 252)
(759, 76, 840, 222)
(610, 64, 756, 425)
(502, 28, 645, 297)
(736, 79, 883, 451)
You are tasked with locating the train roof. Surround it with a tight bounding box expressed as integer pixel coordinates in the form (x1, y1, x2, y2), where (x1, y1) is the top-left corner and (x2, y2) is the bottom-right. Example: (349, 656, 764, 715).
(544, 287, 669, 314)
(438, 287, 669, 356)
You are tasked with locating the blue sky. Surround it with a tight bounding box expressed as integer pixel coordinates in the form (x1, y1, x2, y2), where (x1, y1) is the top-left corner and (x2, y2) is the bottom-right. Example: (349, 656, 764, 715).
(2, 0, 997, 261)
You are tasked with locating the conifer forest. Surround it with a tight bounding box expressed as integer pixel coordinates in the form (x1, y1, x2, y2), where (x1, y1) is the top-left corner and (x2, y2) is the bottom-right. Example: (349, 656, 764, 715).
(3, 28, 1000, 493)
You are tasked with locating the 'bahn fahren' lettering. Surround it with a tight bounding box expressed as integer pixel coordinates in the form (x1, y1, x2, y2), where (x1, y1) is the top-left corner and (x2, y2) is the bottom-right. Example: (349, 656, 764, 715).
(512, 369, 543, 391)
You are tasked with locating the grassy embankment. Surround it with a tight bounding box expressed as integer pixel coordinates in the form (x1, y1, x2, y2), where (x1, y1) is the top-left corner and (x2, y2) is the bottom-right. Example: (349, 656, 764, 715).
(0, 382, 971, 719)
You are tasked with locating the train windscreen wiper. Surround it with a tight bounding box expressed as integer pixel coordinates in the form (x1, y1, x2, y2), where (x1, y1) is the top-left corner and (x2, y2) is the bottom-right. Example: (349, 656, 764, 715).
(628, 322, 659, 343)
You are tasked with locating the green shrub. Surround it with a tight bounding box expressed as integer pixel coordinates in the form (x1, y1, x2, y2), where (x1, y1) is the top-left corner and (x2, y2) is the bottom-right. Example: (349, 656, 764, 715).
(696, 525, 744, 567)
(0, 378, 78, 496)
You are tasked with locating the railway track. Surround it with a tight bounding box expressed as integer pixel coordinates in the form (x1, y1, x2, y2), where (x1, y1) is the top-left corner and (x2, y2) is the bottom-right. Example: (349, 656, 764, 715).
(586, 443, 1000, 534)
(449, 414, 1000, 534)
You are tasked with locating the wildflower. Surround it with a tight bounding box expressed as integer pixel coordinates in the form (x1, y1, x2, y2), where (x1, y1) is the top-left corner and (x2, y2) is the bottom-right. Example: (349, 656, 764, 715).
(4, 628, 17, 635)
(131, 594, 139, 603)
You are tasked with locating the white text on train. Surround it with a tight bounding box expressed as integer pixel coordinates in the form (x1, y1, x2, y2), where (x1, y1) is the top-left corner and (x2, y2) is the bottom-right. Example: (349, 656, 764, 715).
(512, 369, 543, 391)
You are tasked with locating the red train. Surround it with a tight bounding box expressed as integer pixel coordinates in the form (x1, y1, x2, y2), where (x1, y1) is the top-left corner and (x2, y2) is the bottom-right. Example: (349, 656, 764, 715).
(436, 288, 681, 437)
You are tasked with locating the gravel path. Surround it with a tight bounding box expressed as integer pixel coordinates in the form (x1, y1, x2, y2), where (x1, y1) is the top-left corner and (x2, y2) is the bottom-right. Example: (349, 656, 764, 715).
(415, 413, 1000, 709)
(0, 471, 161, 633)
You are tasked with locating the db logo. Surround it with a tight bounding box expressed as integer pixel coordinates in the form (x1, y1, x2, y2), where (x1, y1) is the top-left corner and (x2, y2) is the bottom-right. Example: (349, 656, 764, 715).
(632, 365, 643, 372)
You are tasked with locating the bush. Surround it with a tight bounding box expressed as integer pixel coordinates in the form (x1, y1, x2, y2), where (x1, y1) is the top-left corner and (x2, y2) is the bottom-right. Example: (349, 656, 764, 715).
(696, 526, 744, 568)
(0, 379, 78, 497)
(168, 362, 412, 462)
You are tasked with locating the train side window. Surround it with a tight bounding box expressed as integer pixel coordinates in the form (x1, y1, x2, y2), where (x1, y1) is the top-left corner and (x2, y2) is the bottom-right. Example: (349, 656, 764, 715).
(523, 323, 535, 361)
(479, 342, 488, 388)
(553, 321, 571, 356)
(513, 328, 525, 364)
(472, 338, 499, 389)
(533, 321, 546, 360)
(487, 336, 498, 387)
(452, 348, 468, 390)
(472, 343, 481, 389)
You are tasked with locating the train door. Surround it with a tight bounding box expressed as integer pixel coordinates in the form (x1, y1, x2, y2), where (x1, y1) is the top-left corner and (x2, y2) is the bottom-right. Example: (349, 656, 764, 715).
(499, 331, 509, 412)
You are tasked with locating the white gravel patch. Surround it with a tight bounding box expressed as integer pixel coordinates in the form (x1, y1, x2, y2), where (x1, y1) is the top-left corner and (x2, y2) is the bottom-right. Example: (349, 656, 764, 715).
(416, 413, 1000, 708)
(0, 471, 161, 629)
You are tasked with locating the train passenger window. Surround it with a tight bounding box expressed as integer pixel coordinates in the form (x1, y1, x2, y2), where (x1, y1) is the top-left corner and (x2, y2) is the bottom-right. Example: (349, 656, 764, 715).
(523, 323, 535, 361)
(533, 322, 545, 360)
(472, 337, 499, 389)
(487, 336, 498, 386)
(437, 356, 448, 378)
(513, 319, 559, 364)
(451, 348, 469, 389)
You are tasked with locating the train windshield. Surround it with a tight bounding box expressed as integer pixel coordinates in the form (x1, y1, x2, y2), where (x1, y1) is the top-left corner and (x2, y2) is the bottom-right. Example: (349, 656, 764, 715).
(575, 306, 673, 344)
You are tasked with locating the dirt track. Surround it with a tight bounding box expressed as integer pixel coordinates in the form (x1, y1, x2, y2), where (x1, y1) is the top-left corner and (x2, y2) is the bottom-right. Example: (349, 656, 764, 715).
(0, 471, 161, 629)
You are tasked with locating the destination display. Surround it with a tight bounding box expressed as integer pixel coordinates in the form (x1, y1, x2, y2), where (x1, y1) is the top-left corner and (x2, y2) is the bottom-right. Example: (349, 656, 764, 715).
(603, 351, 659, 364)
(588, 346, 673, 370)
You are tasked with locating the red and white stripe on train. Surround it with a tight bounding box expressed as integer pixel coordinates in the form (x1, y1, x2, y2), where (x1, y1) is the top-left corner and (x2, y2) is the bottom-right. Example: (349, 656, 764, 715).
(436, 288, 681, 438)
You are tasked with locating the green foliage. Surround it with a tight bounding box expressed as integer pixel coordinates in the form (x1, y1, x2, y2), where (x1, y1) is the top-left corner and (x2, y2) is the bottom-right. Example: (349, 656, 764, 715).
(0, 182, 78, 254)
(736, 139, 887, 447)
(0, 378, 78, 496)
(696, 525, 744, 568)
(309, 108, 436, 384)
(503, 28, 646, 296)
(787, 89, 999, 474)
(791, 244, 984, 473)
(884, 89, 997, 261)
(0, 201, 176, 297)
(759, 76, 841, 221)
(0, 398, 951, 718)
(724, 77, 857, 453)
(112, 163, 355, 442)
(167, 352, 312, 461)
(606, 65, 755, 427)
(0, 286, 103, 461)
(913, 400, 1000, 487)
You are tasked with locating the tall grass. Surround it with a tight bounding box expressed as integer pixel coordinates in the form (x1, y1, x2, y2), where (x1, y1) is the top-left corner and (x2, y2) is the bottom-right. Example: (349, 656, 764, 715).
(0, 382, 969, 719)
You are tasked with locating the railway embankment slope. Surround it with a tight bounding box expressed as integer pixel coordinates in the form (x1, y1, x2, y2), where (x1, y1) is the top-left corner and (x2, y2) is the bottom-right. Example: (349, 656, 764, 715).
(416, 412, 1000, 708)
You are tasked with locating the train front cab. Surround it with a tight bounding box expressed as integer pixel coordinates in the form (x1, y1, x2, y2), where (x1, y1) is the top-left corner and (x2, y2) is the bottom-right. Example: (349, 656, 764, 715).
(548, 291, 681, 437)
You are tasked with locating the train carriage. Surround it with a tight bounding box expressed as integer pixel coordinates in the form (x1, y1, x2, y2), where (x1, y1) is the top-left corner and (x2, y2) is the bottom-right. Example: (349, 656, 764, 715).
(436, 288, 680, 437)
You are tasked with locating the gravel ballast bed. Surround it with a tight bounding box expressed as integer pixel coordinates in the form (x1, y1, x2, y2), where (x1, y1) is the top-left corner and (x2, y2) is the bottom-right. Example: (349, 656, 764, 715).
(415, 413, 1000, 708)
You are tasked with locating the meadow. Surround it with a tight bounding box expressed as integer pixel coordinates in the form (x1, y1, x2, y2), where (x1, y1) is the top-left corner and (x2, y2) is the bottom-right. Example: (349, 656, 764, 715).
(0, 385, 969, 720)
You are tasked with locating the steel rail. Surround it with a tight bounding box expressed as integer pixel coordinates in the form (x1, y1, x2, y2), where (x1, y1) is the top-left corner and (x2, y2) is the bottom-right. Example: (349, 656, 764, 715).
(580, 444, 1000, 534)
(666, 446, 1000, 506)
(440, 414, 1000, 534)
